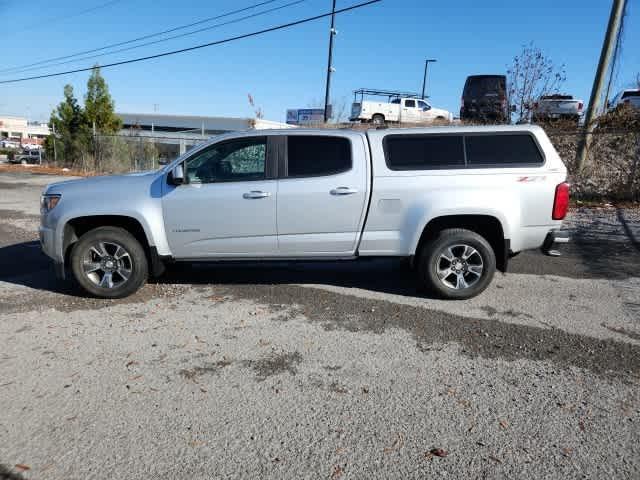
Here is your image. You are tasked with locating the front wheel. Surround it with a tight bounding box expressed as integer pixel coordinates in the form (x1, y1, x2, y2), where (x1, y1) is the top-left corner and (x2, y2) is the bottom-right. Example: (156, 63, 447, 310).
(417, 228, 496, 300)
(70, 226, 148, 298)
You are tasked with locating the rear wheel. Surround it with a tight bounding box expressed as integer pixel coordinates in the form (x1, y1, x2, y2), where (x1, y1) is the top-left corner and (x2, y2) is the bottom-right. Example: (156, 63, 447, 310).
(371, 114, 385, 125)
(417, 228, 496, 300)
(70, 226, 148, 298)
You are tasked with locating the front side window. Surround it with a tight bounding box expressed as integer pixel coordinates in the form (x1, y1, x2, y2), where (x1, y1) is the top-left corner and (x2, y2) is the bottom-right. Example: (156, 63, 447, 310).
(286, 136, 352, 177)
(186, 137, 266, 184)
(405, 99, 416, 108)
(418, 100, 429, 109)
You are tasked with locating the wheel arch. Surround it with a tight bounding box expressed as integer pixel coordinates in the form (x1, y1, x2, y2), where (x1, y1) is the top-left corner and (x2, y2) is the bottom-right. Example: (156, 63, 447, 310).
(412, 214, 508, 272)
(62, 215, 165, 277)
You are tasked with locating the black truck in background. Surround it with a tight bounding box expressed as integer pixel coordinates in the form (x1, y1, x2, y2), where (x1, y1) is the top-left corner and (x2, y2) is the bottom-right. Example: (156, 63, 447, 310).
(460, 75, 511, 123)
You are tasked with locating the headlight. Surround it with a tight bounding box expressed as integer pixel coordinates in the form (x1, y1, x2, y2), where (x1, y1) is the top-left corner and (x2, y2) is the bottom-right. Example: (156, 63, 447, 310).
(40, 194, 61, 213)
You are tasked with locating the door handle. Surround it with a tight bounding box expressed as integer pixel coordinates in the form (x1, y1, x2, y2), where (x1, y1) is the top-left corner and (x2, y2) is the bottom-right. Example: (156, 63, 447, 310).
(330, 187, 358, 196)
(243, 191, 271, 199)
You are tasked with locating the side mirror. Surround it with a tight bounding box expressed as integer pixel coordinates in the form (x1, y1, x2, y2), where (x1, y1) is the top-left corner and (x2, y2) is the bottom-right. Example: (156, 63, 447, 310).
(170, 163, 185, 185)
(510, 104, 517, 113)
(423, 106, 431, 111)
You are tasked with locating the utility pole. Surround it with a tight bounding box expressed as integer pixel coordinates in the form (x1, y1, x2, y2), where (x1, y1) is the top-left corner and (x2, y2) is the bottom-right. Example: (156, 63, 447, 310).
(323, 0, 337, 123)
(575, 0, 626, 172)
(421, 59, 437, 99)
(52, 121, 57, 164)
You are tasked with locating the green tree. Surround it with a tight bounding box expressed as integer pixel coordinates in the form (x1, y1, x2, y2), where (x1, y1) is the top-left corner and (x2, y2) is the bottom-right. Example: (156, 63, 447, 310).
(47, 84, 90, 166)
(85, 65, 122, 134)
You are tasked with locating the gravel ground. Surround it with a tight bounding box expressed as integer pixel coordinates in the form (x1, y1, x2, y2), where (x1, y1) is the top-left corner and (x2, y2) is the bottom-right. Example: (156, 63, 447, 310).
(1, 171, 639, 479)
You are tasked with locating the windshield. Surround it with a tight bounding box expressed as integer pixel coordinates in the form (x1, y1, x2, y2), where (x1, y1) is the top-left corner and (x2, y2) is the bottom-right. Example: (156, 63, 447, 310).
(463, 76, 506, 98)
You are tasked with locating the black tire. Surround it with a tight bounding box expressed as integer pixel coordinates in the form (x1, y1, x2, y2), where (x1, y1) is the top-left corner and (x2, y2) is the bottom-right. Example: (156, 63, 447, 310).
(372, 114, 385, 125)
(417, 228, 496, 300)
(70, 226, 148, 299)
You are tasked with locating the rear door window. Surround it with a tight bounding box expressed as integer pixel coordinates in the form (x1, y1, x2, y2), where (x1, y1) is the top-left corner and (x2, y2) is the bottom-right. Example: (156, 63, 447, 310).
(465, 134, 543, 166)
(286, 136, 352, 177)
(384, 135, 465, 170)
(404, 99, 416, 108)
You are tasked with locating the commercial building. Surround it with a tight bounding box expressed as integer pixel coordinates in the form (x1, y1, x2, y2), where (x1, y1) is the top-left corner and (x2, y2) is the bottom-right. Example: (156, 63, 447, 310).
(0, 116, 50, 145)
(117, 112, 294, 157)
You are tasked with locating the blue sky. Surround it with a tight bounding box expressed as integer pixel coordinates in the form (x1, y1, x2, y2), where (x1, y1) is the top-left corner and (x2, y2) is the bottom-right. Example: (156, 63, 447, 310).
(0, 0, 638, 123)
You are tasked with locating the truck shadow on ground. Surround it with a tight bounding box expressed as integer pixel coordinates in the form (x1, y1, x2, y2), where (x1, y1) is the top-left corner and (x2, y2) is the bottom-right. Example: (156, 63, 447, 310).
(0, 237, 638, 298)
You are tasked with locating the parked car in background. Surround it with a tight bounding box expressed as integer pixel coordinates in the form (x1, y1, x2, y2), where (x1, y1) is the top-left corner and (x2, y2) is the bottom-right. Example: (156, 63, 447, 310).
(460, 75, 511, 123)
(532, 94, 583, 123)
(22, 143, 43, 150)
(609, 89, 640, 111)
(350, 97, 453, 125)
(40, 125, 569, 300)
(10, 149, 42, 164)
(1, 139, 20, 149)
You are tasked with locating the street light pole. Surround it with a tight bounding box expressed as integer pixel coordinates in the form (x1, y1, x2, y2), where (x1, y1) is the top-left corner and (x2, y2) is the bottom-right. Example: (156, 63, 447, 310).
(421, 59, 437, 99)
(323, 0, 337, 123)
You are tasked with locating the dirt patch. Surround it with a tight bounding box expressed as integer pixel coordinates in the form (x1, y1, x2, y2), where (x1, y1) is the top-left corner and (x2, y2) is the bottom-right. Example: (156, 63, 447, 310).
(180, 359, 233, 381)
(0, 210, 39, 246)
(0, 164, 90, 177)
(479, 306, 533, 319)
(242, 351, 302, 381)
(0, 463, 27, 480)
(0, 181, 31, 190)
(602, 324, 640, 342)
(219, 284, 640, 378)
(0, 282, 188, 315)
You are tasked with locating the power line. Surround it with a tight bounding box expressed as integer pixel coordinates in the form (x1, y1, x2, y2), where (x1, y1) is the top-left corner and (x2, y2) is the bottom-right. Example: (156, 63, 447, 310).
(0, 0, 381, 85)
(0, 0, 282, 74)
(1, 0, 308, 76)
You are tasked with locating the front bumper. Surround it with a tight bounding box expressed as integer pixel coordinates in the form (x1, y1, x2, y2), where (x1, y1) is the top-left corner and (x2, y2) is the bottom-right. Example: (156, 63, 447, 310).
(39, 225, 65, 279)
(39, 225, 55, 259)
(541, 229, 570, 257)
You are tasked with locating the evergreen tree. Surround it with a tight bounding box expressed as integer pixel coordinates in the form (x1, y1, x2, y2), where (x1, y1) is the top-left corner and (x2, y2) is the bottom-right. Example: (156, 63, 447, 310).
(47, 84, 90, 165)
(85, 65, 122, 134)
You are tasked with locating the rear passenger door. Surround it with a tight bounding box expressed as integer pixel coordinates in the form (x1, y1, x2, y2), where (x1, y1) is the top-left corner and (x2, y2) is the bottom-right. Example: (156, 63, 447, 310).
(276, 134, 368, 255)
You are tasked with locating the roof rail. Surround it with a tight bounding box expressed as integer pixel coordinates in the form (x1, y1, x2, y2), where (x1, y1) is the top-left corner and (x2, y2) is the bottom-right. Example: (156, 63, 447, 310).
(353, 88, 426, 100)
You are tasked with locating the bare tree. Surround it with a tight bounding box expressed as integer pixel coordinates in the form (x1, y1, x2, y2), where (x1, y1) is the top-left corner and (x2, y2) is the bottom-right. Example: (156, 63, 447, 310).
(247, 93, 264, 120)
(306, 96, 349, 123)
(508, 43, 566, 123)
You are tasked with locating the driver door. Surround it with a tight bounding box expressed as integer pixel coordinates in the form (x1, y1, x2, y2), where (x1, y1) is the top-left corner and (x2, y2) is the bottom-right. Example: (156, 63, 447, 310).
(162, 136, 278, 258)
(401, 99, 420, 123)
(417, 100, 434, 121)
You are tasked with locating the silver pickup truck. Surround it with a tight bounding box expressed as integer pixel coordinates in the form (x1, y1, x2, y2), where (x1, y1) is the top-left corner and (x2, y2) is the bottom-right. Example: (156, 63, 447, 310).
(40, 125, 569, 300)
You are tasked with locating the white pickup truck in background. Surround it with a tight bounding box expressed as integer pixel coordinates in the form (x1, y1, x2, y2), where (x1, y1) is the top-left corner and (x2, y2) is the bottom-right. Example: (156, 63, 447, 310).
(532, 94, 583, 123)
(609, 88, 640, 111)
(350, 97, 453, 125)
